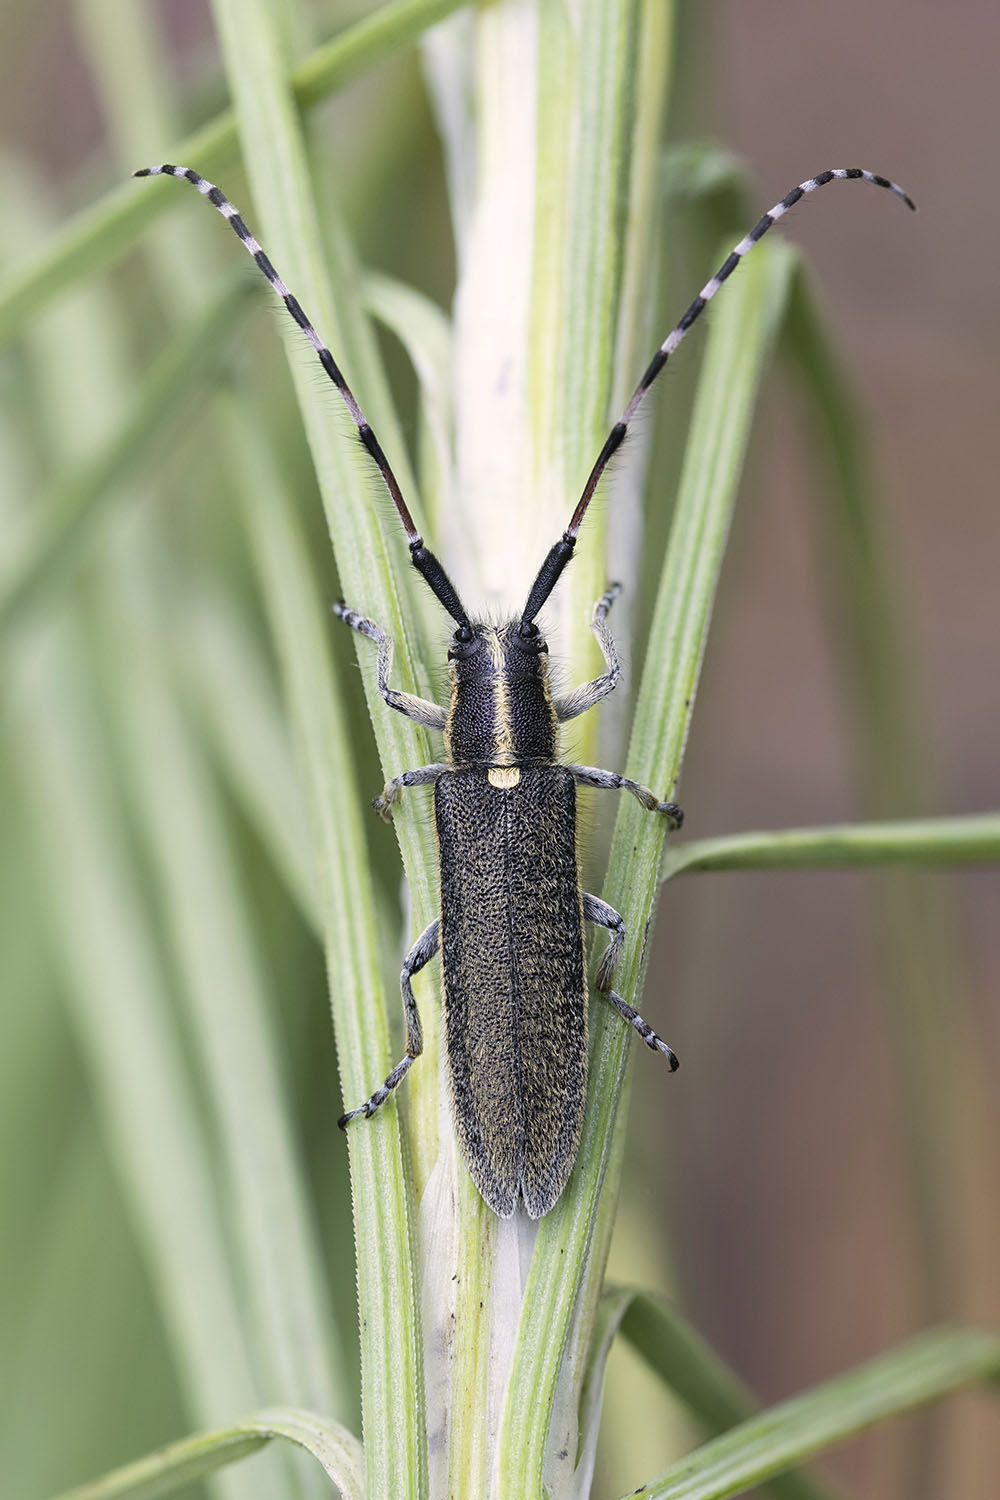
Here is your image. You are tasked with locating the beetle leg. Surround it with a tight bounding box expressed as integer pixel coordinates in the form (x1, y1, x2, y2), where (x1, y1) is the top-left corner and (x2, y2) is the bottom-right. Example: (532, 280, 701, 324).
(583, 892, 678, 1066)
(338, 918, 440, 1127)
(599, 978, 677, 1074)
(582, 891, 626, 991)
(566, 763, 683, 828)
(602, 984, 679, 1071)
(334, 603, 447, 730)
(553, 582, 621, 722)
(374, 763, 449, 821)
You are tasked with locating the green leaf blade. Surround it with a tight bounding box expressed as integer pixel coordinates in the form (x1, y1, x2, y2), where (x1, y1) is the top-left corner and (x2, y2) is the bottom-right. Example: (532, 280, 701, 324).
(663, 813, 1000, 877)
(624, 1327, 1000, 1500)
(50, 1407, 365, 1500)
(616, 1291, 842, 1500)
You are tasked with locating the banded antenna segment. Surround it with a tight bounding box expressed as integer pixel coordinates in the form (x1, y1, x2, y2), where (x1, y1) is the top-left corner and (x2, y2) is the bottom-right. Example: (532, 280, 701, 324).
(563, 166, 916, 543)
(134, 164, 472, 628)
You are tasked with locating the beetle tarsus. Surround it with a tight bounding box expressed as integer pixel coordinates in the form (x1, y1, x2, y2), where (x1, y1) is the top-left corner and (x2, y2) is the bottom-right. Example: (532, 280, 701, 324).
(373, 790, 396, 821)
(657, 800, 683, 829)
(602, 985, 679, 1071)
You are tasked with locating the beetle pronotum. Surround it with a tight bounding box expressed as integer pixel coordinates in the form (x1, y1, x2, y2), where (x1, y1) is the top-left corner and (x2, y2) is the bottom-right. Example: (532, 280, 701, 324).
(136, 161, 914, 1217)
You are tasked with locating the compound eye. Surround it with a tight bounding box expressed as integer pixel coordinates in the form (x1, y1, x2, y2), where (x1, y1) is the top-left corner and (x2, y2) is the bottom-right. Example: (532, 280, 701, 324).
(514, 621, 547, 655)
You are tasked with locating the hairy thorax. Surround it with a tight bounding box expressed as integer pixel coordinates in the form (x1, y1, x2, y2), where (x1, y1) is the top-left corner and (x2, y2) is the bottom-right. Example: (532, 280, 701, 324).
(444, 621, 559, 772)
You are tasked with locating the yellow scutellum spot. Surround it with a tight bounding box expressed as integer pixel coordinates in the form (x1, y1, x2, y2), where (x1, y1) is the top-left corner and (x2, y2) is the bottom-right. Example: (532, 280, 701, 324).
(488, 767, 521, 789)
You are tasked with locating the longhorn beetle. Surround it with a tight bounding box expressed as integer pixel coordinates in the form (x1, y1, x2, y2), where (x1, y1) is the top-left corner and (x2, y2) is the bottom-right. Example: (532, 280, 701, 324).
(136, 162, 914, 1217)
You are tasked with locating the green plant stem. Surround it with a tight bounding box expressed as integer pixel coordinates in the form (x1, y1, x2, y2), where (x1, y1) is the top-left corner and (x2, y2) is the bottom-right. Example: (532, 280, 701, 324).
(498, 243, 795, 1495)
(0, 0, 472, 347)
(622, 1327, 1000, 1500)
(204, 0, 460, 1488)
(49, 1407, 365, 1500)
(662, 813, 1000, 878)
(218, 377, 425, 1497)
(427, 5, 677, 1492)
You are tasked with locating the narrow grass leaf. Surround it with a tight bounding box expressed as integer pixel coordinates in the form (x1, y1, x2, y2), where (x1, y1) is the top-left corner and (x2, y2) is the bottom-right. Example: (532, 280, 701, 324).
(574, 1288, 636, 1498)
(621, 1326, 1000, 1500)
(49, 1407, 365, 1500)
(217, 381, 425, 1497)
(208, 0, 495, 1478)
(615, 1291, 841, 1500)
(0, 0, 471, 347)
(663, 813, 1000, 878)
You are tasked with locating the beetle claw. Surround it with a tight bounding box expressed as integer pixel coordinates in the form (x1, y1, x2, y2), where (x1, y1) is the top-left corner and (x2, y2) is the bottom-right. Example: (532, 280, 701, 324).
(657, 800, 683, 830)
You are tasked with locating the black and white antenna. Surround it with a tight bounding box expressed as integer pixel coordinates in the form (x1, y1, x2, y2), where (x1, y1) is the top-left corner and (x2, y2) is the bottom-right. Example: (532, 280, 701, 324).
(134, 163, 471, 629)
(516, 167, 915, 631)
(135, 161, 914, 635)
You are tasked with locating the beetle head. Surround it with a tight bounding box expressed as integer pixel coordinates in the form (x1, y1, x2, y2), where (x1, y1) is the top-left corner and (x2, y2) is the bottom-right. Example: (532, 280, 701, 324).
(445, 621, 556, 765)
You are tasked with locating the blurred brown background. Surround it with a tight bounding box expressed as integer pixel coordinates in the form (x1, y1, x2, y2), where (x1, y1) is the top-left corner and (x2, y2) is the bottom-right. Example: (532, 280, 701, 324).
(3, 1, 997, 1497)
(627, 3, 1000, 1495)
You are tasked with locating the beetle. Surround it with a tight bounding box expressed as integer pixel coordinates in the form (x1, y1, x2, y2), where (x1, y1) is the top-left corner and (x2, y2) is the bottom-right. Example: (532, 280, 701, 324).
(136, 161, 914, 1217)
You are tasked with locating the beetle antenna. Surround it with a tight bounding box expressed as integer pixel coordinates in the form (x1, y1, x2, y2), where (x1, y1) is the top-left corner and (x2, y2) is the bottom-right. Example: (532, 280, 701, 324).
(519, 166, 915, 630)
(134, 164, 471, 627)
